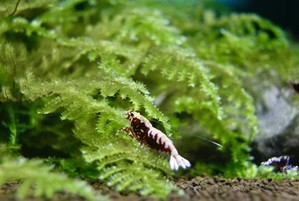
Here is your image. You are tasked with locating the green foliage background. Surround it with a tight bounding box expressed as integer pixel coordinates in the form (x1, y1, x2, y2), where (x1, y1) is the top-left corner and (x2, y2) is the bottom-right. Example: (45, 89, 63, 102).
(0, 0, 298, 199)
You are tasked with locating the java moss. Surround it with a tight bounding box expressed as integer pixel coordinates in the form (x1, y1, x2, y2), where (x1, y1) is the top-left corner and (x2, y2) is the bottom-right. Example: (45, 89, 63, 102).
(0, 0, 298, 199)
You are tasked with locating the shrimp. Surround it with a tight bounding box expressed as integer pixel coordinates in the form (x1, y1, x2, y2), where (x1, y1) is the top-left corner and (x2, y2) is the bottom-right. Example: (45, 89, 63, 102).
(120, 110, 191, 171)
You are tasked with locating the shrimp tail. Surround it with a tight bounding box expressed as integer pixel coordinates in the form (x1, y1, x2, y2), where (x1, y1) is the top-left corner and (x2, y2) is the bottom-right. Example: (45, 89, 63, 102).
(169, 154, 191, 171)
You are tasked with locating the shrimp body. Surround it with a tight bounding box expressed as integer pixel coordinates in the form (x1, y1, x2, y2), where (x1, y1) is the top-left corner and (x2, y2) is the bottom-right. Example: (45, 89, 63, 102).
(121, 110, 191, 171)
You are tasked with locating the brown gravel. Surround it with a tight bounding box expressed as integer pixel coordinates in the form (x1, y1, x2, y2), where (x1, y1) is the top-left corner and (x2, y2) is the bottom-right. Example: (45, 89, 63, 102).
(1, 176, 298, 201)
(175, 176, 299, 201)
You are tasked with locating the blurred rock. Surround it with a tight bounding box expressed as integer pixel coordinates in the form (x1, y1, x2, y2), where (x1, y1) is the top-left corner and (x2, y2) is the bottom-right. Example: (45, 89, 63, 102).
(253, 86, 299, 164)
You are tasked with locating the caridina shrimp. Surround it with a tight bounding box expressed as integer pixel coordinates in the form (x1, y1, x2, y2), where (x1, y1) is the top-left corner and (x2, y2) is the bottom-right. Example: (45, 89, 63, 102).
(120, 110, 191, 171)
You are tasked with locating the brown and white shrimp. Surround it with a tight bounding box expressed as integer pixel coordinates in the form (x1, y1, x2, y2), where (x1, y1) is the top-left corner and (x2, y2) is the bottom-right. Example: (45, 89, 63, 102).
(120, 110, 191, 171)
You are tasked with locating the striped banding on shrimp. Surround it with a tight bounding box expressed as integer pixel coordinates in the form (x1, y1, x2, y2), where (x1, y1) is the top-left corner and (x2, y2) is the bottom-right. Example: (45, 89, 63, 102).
(120, 110, 191, 171)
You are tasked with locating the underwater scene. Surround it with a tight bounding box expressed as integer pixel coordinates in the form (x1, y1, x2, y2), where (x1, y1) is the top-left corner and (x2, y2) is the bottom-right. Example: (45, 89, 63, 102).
(0, 0, 298, 200)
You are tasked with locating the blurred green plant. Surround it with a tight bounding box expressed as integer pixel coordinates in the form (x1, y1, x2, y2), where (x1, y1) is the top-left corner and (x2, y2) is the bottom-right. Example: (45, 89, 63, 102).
(0, 145, 104, 200)
(257, 166, 299, 180)
(1, 0, 299, 199)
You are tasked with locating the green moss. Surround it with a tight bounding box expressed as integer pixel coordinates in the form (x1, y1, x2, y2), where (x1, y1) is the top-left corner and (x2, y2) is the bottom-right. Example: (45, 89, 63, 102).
(0, 0, 298, 199)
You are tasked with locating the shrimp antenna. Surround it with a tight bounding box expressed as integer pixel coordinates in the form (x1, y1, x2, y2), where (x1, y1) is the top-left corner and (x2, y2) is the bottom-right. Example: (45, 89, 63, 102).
(195, 135, 222, 147)
(140, 117, 222, 147)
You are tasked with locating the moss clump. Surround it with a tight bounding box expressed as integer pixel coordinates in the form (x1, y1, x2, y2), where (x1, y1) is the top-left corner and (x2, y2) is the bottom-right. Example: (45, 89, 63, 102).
(0, 0, 298, 199)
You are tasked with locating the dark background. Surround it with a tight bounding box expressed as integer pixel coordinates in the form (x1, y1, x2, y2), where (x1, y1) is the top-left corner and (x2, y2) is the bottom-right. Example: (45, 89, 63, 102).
(219, 0, 299, 40)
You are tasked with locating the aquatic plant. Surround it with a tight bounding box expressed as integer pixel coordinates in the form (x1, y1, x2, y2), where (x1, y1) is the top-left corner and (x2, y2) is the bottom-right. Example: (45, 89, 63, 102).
(1, 0, 298, 199)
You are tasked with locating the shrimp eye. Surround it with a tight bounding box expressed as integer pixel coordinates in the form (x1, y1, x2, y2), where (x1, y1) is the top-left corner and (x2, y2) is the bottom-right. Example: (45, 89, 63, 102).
(126, 110, 134, 120)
